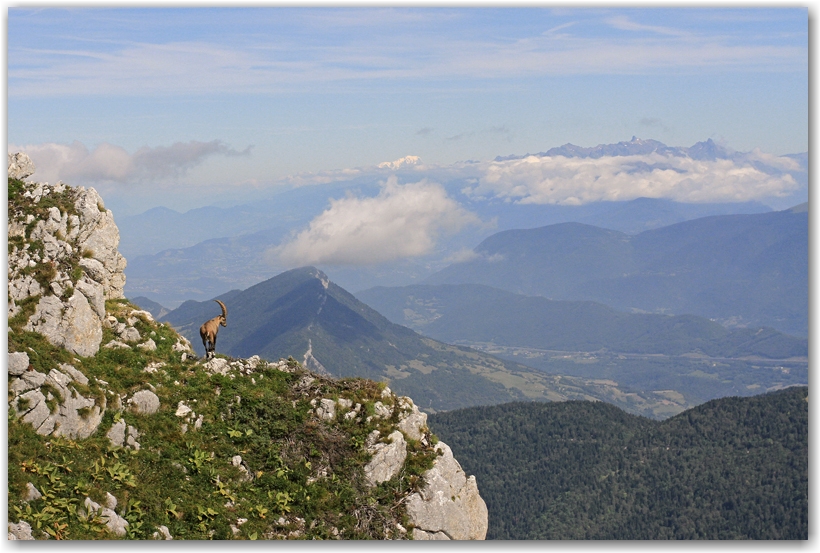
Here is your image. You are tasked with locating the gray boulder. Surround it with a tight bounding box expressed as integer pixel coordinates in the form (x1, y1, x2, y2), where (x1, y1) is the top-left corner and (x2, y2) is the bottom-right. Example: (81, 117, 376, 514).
(23, 292, 102, 358)
(126, 425, 141, 450)
(137, 338, 157, 351)
(364, 430, 407, 486)
(8, 520, 34, 540)
(202, 357, 230, 375)
(106, 420, 127, 448)
(153, 525, 173, 540)
(104, 340, 130, 349)
(24, 482, 42, 502)
(129, 389, 160, 415)
(107, 420, 140, 450)
(119, 326, 141, 343)
(8, 152, 35, 180)
(314, 398, 336, 420)
(8, 352, 29, 376)
(83, 496, 128, 537)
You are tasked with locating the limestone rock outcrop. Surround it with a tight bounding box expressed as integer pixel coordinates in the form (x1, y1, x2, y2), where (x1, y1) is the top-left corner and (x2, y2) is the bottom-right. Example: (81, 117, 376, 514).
(8, 153, 126, 357)
(406, 442, 489, 540)
(8, 152, 36, 180)
(11, 364, 106, 439)
(23, 292, 103, 357)
(364, 430, 407, 486)
(313, 387, 488, 539)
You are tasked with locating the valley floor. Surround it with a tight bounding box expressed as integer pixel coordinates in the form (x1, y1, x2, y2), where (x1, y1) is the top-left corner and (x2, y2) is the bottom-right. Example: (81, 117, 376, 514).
(458, 342, 808, 419)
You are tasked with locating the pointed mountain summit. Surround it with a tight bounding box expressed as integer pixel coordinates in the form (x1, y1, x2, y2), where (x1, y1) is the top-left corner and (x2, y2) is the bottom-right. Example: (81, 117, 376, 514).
(160, 267, 671, 414)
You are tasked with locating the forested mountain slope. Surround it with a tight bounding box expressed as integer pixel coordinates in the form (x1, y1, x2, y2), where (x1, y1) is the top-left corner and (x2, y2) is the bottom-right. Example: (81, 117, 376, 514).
(428, 387, 808, 540)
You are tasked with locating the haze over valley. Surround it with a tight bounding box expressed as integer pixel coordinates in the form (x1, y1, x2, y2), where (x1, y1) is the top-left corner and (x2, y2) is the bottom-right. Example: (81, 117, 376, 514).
(8, 7, 808, 540)
(119, 135, 808, 421)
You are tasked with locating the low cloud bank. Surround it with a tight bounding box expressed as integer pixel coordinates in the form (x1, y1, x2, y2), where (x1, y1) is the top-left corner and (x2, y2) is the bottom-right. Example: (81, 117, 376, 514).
(273, 176, 480, 266)
(465, 152, 801, 205)
(8, 140, 251, 185)
(272, 147, 803, 207)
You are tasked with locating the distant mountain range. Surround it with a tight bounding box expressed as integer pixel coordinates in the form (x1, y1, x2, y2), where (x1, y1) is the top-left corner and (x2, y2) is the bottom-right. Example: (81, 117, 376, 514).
(497, 136, 722, 161)
(355, 282, 808, 414)
(495, 137, 807, 170)
(424, 206, 808, 337)
(122, 138, 807, 420)
(117, 179, 362, 258)
(124, 226, 291, 307)
(152, 267, 709, 417)
(119, 136, 806, 307)
(355, 283, 807, 359)
(123, 196, 774, 308)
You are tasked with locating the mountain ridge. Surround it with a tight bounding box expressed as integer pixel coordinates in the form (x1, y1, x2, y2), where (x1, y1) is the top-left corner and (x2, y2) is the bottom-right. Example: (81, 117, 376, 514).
(424, 208, 808, 336)
(156, 267, 702, 418)
(355, 283, 807, 359)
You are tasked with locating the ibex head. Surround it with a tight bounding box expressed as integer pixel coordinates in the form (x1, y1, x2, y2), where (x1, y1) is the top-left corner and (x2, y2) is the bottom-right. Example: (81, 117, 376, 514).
(215, 299, 227, 327)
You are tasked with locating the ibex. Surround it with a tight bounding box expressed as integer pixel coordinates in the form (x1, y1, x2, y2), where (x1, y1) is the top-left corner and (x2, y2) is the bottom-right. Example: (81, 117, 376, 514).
(200, 300, 227, 359)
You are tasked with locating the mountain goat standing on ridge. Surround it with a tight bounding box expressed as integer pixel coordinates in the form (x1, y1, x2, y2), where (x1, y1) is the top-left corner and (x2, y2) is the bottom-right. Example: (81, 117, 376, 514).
(200, 300, 227, 359)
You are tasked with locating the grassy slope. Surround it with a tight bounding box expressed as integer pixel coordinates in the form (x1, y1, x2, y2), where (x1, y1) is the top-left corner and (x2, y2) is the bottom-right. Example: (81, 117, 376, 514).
(8, 298, 439, 540)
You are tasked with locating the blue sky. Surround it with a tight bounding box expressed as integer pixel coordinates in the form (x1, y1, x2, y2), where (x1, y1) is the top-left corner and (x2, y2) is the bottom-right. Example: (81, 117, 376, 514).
(7, 6, 809, 215)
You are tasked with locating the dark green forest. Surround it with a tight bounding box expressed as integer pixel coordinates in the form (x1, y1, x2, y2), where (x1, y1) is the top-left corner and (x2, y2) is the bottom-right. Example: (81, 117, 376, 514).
(428, 387, 808, 539)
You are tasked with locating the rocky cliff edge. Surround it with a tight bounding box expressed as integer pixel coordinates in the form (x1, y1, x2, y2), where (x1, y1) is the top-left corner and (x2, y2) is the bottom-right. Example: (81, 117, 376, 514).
(7, 153, 487, 540)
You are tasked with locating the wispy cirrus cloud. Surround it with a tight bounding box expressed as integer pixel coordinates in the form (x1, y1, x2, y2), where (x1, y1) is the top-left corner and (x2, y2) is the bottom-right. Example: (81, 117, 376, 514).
(605, 15, 690, 37)
(8, 140, 252, 184)
(8, 9, 806, 97)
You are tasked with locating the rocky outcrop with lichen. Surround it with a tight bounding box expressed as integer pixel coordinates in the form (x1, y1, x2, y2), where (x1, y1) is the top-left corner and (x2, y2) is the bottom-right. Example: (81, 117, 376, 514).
(8, 153, 126, 357)
(7, 153, 487, 541)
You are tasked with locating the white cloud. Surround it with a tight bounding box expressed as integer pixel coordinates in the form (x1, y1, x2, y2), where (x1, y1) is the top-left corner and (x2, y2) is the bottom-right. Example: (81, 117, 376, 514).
(377, 155, 422, 170)
(231, 144, 804, 208)
(281, 155, 429, 188)
(8, 140, 251, 184)
(466, 153, 800, 205)
(273, 176, 480, 266)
